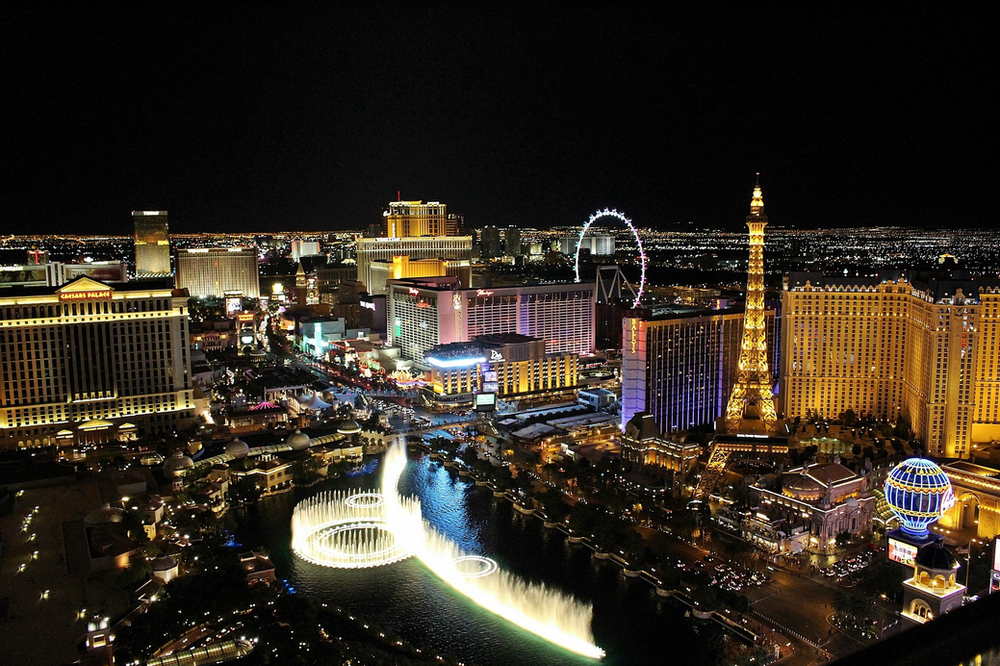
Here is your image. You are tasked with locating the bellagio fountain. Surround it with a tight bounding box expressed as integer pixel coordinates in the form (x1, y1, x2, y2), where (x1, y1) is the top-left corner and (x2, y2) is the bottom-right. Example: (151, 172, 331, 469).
(291, 442, 605, 660)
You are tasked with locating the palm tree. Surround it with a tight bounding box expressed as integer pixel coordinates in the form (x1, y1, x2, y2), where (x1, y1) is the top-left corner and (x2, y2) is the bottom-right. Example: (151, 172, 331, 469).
(832, 590, 852, 619)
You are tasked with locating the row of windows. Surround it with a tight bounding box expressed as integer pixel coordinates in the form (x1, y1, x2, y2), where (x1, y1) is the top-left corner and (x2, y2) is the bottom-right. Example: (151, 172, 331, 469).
(0, 297, 175, 321)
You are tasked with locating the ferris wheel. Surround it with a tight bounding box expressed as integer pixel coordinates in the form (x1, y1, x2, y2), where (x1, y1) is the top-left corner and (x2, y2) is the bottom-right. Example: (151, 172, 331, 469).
(573, 208, 647, 309)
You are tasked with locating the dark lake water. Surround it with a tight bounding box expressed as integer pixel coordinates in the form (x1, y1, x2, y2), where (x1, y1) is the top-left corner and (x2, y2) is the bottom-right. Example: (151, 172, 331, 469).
(238, 451, 725, 666)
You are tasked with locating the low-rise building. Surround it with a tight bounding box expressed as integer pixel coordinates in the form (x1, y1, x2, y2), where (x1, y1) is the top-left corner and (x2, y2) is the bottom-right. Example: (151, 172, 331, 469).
(577, 387, 616, 410)
(425, 333, 578, 408)
(237, 455, 293, 496)
(229, 401, 289, 433)
(190, 318, 237, 352)
(620, 411, 700, 481)
(749, 461, 875, 553)
(311, 443, 364, 468)
(239, 551, 276, 586)
(939, 457, 1000, 539)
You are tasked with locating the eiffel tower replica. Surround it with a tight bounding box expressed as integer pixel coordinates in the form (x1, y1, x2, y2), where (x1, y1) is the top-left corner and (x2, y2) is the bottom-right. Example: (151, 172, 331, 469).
(695, 176, 781, 498)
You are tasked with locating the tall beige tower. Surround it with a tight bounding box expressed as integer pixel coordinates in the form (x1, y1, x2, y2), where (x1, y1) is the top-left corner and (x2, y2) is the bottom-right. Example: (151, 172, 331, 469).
(384, 201, 450, 237)
(133, 210, 172, 278)
(724, 176, 778, 433)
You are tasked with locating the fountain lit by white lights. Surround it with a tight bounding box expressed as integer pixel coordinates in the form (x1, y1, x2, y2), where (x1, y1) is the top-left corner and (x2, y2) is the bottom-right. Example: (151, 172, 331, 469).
(291, 443, 605, 660)
(292, 490, 411, 568)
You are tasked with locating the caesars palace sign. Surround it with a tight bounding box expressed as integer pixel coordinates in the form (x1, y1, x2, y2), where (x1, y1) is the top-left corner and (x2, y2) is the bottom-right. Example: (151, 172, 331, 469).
(59, 290, 112, 301)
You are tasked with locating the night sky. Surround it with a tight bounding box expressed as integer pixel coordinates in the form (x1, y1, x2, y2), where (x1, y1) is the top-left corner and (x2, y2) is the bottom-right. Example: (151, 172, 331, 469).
(4, 4, 996, 235)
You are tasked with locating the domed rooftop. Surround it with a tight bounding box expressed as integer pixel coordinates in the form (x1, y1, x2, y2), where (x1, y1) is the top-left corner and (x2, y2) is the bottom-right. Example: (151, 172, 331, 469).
(286, 429, 311, 451)
(163, 450, 195, 477)
(916, 541, 959, 571)
(336, 419, 362, 435)
(152, 556, 178, 572)
(225, 436, 250, 459)
(85, 504, 124, 525)
(782, 474, 824, 500)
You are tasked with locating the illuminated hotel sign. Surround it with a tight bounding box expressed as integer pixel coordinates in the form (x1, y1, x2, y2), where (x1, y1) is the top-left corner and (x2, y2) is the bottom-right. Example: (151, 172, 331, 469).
(59, 290, 112, 301)
(408, 287, 420, 296)
(476, 289, 494, 297)
(426, 355, 485, 369)
(236, 312, 255, 323)
(489, 349, 505, 362)
(360, 299, 376, 311)
(888, 538, 918, 567)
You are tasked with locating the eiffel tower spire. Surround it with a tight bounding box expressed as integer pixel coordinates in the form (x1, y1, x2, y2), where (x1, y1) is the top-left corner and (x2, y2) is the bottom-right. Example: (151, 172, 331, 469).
(724, 175, 777, 432)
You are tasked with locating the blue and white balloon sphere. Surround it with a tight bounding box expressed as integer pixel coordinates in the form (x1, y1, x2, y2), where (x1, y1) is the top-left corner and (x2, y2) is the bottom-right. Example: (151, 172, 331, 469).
(884, 458, 955, 537)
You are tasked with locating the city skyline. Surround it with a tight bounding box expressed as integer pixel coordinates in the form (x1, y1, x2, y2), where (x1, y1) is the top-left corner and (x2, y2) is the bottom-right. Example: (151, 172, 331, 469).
(3, 6, 1000, 666)
(5, 5, 996, 235)
(2, 182, 999, 666)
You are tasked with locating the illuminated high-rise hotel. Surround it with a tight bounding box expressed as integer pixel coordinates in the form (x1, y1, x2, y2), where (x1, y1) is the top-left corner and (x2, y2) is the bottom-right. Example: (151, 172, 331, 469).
(781, 271, 1000, 457)
(620, 307, 776, 434)
(133, 210, 172, 278)
(383, 201, 456, 238)
(176, 247, 260, 299)
(386, 278, 595, 364)
(355, 200, 472, 294)
(0, 277, 195, 449)
(356, 236, 472, 294)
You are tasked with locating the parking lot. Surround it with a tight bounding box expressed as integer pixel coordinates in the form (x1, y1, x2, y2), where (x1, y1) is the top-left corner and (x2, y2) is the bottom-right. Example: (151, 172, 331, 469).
(819, 552, 876, 583)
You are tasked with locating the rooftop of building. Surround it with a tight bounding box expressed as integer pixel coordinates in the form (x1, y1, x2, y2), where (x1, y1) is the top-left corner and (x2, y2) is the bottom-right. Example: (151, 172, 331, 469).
(0, 275, 180, 299)
(178, 246, 255, 253)
(943, 459, 1000, 480)
(511, 423, 558, 440)
(638, 303, 754, 322)
(546, 413, 619, 431)
(623, 412, 662, 441)
(786, 270, 1000, 298)
(800, 461, 859, 486)
(387, 277, 593, 295)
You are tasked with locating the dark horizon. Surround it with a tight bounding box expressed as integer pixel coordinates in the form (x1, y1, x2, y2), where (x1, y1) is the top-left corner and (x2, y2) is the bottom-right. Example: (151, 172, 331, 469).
(4, 5, 996, 235)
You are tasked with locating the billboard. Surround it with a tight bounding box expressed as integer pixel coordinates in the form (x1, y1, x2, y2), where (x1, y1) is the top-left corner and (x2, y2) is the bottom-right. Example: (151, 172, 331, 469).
(64, 263, 127, 283)
(475, 393, 496, 412)
(888, 538, 918, 567)
(226, 296, 243, 315)
(481, 369, 499, 394)
(0, 266, 46, 285)
(993, 536, 1000, 572)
